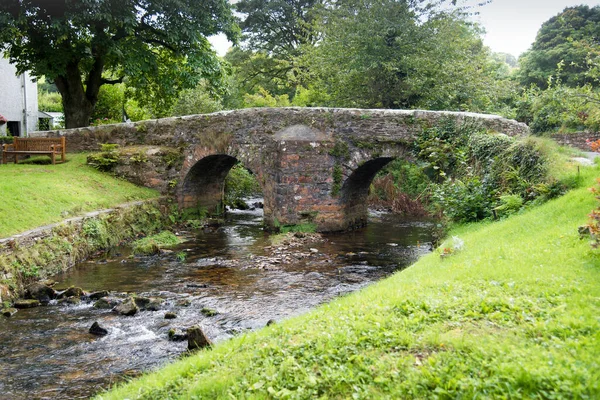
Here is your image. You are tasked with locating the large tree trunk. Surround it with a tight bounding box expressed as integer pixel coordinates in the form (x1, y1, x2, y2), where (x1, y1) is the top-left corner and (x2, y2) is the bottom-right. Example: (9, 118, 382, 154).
(54, 62, 96, 129)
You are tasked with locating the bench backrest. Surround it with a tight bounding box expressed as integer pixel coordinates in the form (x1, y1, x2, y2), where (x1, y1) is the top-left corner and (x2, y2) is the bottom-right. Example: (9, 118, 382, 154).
(13, 137, 65, 152)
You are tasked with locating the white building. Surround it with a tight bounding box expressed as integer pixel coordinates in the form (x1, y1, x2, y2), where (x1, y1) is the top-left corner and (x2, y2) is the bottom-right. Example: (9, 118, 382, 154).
(0, 56, 40, 137)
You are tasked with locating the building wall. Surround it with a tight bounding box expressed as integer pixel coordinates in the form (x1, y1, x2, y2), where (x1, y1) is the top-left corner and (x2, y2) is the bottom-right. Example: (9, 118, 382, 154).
(0, 57, 38, 136)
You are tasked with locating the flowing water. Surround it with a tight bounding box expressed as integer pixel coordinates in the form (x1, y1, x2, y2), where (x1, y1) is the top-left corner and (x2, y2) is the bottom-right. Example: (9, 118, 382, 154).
(0, 205, 437, 399)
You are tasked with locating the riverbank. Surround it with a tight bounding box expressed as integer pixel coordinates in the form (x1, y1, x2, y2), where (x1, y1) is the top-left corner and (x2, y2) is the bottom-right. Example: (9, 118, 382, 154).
(99, 164, 600, 399)
(0, 153, 164, 302)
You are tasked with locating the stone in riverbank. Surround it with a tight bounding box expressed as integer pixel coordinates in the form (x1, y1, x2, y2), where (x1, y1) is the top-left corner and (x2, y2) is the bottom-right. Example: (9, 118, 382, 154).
(187, 326, 212, 350)
(113, 297, 138, 316)
(146, 297, 165, 311)
(164, 312, 177, 319)
(89, 321, 109, 336)
(2, 307, 17, 317)
(94, 296, 122, 309)
(14, 299, 40, 309)
(25, 283, 57, 304)
(168, 328, 187, 341)
(58, 286, 85, 299)
(88, 290, 109, 300)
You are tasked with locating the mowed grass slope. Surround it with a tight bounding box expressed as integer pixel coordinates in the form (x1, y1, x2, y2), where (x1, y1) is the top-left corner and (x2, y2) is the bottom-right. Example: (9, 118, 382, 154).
(99, 165, 600, 399)
(0, 153, 157, 237)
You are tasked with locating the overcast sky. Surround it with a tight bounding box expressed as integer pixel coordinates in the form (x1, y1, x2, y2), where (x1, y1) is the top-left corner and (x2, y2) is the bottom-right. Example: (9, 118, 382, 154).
(467, 0, 600, 57)
(209, 0, 600, 58)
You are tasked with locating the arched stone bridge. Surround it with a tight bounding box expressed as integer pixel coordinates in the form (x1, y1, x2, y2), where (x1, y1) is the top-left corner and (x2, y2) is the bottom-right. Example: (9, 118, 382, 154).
(39, 108, 528, 231)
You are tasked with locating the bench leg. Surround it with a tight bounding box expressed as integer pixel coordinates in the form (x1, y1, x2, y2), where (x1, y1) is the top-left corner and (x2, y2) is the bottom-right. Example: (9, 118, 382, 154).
(14, 154, 18, 164)
(51, 153, 55, 165)
(2, 152, 5, 165)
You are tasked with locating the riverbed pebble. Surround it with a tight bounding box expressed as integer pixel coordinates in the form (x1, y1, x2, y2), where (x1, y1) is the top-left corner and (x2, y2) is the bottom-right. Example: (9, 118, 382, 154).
(89, 321, 108, 336)
(164, 312, 177, 319)
(187, 326, 212, 350)
(1, 307, 17, 317)
(113, 297, 139, 316)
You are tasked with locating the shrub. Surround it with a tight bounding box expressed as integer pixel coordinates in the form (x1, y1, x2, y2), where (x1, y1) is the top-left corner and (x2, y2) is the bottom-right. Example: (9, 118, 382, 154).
(432, 177, 495, 223)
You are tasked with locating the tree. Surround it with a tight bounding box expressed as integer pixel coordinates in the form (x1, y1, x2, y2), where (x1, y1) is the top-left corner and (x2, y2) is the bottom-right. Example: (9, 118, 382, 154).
(518, 5, 600, 89)
(0, 0, 238, 128)
(236, 0, 321, 57)
(304, 0, 501, 111)
(228, 0, 322, 101)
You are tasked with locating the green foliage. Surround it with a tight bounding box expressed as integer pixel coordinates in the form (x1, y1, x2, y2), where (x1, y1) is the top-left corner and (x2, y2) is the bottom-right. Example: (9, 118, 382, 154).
(303, 1, 508, 112)
(494, 194, 524, 217)
(517, 5, 600, 90)
(37, 90, 62, 113)
(0, 0, 239, 127)
(519, 82, 600, 133)
(171, 82, 224, 116)
(432, 176, 494, 222)
(277, 222, 317, 234)
(243, 86, 291, 108)
(87, 144, 120, 172)
(407, 119, 565, 223)
(229, 0, 321, 100)
(415, 119, 479, 182)
(176, 251, 187, 262)
(224, 163, 262, 209)
(131, 231, 181, 255)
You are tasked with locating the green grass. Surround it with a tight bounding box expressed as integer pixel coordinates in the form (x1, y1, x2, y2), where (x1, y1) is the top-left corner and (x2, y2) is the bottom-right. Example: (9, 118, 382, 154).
(98, 165, 600, 399)
(0, 153, 157, 237)
(132, 231, 181, 255)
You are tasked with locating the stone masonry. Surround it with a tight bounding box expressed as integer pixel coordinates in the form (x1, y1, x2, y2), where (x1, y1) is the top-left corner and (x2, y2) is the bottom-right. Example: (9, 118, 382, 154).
(33, 107, 529, 231)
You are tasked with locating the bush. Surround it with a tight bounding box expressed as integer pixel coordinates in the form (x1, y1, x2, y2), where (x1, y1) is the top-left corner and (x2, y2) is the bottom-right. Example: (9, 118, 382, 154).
(432, 177, 495, 222)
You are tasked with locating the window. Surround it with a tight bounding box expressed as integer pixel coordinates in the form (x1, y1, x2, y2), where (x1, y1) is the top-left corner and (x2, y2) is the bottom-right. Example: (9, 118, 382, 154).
(6, 121, 21, 137)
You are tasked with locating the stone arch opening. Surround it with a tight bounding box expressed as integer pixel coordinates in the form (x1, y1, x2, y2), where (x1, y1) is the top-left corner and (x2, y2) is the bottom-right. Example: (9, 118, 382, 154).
(339, 157, 395, 228)
(180, 154, 238, 217)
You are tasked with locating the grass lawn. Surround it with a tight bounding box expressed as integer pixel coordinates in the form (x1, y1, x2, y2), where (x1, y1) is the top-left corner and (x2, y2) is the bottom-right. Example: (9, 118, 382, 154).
(98, 164, 600, 399)
(0, 153, 158, 238)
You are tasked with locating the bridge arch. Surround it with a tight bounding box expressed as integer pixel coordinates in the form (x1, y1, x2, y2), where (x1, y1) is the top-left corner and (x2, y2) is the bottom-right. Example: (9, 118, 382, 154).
(340, 157, 395, 228)
(180, 154, 264, 217)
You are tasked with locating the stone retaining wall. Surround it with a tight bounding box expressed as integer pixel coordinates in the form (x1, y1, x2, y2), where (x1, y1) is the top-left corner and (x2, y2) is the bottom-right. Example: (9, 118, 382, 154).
(0, 199, 171, 303)
(550, 132, 600, 151)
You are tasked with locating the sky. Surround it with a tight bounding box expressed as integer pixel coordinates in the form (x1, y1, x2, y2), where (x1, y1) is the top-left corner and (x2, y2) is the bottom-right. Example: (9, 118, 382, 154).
(209, 0, 600, 59)
(466, 0, 600, 57)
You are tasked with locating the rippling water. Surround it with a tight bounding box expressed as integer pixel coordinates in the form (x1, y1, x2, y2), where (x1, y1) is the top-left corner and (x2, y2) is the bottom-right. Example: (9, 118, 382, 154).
(0, 206, 436, 399)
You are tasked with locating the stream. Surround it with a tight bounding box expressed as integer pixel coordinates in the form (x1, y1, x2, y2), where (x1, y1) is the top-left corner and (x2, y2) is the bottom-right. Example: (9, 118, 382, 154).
(0, 204, 437, 399)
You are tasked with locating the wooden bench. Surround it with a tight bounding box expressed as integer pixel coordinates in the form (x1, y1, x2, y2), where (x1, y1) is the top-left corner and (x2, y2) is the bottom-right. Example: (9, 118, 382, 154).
(2, 137, 66, 165)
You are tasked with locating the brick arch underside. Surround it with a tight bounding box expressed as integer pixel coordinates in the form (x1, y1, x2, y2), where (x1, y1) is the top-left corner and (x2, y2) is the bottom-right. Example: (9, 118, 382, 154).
(340, 157, 395, 228)
(180, 154, 240, 215)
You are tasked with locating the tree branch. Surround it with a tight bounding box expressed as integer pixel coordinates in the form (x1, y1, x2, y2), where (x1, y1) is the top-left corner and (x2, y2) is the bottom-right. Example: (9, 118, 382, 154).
(101, 77, 124, 85)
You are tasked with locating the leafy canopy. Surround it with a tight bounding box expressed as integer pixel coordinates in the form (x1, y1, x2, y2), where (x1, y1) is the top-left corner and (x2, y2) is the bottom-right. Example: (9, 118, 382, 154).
(518, 5, 600, 89)
(0, 0, 239, 127)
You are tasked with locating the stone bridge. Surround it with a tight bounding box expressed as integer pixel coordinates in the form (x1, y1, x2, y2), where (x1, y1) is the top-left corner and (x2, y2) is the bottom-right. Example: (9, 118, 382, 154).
(37, 108, 528, 231)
